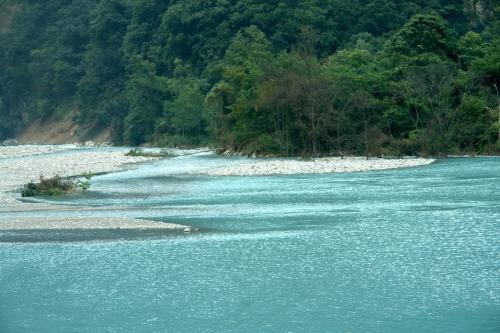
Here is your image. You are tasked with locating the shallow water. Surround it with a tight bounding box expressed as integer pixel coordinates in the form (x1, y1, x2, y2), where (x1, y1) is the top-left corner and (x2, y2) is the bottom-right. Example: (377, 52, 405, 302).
(1, 154, 499, 332)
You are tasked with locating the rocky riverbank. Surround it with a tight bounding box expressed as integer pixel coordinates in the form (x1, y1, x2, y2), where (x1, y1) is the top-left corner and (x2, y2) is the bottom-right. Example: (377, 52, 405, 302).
(0, 145, 195, 233)
(203, 156, 436, 176)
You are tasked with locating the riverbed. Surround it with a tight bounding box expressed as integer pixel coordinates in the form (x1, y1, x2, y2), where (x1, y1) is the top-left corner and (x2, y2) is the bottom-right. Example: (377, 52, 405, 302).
(0, 150, 498, 332)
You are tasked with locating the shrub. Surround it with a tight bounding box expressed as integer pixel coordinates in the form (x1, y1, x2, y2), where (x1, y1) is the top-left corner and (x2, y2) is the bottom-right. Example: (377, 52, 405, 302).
(125, 148, 175, 158)
(21, 173, 93, 197)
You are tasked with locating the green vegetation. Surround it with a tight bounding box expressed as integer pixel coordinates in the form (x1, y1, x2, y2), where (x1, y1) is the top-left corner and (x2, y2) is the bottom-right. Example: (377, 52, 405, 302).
(21, 173, 92, 197)
(125, 148, 175, 158)
(0, 1, 499, 156)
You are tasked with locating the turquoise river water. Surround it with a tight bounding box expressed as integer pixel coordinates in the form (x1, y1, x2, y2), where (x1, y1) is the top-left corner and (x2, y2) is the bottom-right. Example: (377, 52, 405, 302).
(0, 153, 499, 332)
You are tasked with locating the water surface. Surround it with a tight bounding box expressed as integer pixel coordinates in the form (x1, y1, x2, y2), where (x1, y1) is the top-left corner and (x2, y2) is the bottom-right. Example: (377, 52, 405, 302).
(1, 154, 499, 332)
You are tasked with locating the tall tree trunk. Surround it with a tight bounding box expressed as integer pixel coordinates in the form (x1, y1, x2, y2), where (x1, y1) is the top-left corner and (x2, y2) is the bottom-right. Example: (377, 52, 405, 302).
(494, 83, 500, 143)
(364, 112, 369, 160)
(311, 106, 317, 157)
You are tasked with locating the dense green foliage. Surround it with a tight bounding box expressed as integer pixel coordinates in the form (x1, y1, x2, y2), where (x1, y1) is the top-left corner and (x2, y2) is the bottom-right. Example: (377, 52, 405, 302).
(1, 0, 499, 155)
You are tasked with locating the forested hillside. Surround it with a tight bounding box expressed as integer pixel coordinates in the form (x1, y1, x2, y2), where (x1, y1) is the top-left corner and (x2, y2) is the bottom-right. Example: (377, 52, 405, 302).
(0, 0, 499, 155)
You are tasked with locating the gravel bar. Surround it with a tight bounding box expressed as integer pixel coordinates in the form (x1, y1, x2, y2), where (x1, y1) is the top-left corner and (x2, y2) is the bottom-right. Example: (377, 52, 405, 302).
(0, 145, 195, 233)
(203, 156, 436, 176)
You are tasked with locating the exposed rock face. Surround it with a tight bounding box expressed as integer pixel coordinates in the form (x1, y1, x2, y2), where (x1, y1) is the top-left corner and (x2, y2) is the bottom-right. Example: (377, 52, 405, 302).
(0, 3, 22, 33)
(464, 0, 493, 23)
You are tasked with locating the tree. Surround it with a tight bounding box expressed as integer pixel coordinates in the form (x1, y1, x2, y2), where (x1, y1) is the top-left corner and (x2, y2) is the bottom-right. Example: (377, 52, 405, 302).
(163, 82, 205, 139)
(124, 56, 168, 145)
(77, 0, 129, 130)
(470, 39, 500, 145)
(388, 13, 454, 59)
(457, 31, 485, 69)
(206, 26, 272, 151)
(323, 48, 380, 156)
(402, 62, 457, 154)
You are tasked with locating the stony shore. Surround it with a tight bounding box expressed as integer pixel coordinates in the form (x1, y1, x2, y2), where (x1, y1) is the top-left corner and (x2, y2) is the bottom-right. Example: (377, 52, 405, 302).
(0, 145, 194, 233)
(203, 156, 436, 176)
(0, 144, 70, 159)
(0, 145, 435, 233)
(0, 217, 191, 231)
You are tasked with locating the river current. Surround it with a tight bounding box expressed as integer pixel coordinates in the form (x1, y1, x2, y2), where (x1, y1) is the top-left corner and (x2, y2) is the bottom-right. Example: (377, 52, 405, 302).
(0, 153, 499, 332)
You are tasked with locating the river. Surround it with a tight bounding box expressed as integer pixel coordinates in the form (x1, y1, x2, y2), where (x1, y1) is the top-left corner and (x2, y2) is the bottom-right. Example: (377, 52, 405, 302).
(0, 154, 499, 332)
